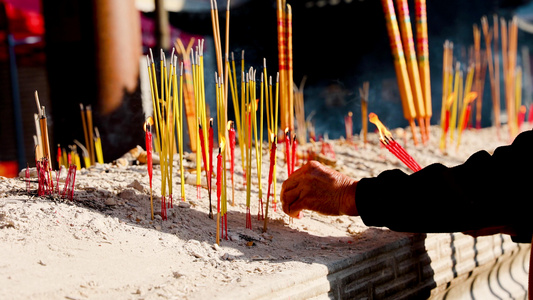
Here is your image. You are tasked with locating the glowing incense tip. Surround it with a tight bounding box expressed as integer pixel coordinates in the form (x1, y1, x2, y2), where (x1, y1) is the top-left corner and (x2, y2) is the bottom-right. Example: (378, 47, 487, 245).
(219, 137, 226, 153)
(464, 91, 478, 105)
(368, 112, 392, 141)
(144, 116, 154, 131)
(445, 93, 456, 109)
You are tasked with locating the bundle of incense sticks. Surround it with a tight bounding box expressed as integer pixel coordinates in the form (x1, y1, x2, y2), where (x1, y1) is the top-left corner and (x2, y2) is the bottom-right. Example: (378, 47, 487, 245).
(481, 16, 501, 135)
(228, 52, 245, 186)
(34, 91, 51, 166)
(396, 0, 427, 144)
(215, 73, 228, 232)
(175, 37, 197, 152)
(472, 24, 488, 129)
(277, 0, 294, 132)
(382, 0, 428, 145)
(79, 104, 96, 166)
(456, 91, 478, 149)
(369, 113, 421, 172)
(500, 16, 521, 138)
(145, 47, 187, 220)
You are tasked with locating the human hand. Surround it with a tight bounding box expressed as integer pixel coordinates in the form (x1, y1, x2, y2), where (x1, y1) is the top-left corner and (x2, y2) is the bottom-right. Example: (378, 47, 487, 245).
(280, 161, 358, 218)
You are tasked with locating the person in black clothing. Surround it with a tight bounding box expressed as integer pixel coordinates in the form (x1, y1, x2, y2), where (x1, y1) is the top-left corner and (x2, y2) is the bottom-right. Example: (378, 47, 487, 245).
(280, 129, 533, 297)
(280, 129, 533, 242)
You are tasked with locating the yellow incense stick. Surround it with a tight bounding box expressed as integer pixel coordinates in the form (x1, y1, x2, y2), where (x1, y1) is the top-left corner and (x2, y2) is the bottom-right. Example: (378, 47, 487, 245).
(94, 127, 104, 164)
(73, 140, 90, 168)
(178, 63, 186, 201)
(272, 73, 280, 208)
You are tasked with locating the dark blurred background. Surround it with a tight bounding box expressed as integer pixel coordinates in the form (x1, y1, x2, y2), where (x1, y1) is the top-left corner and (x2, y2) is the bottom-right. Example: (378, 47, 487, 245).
(1, 0, 533, 177)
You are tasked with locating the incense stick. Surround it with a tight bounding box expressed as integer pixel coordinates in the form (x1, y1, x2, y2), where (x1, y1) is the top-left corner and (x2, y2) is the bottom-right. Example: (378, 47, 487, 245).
(381, 0, 419, 145)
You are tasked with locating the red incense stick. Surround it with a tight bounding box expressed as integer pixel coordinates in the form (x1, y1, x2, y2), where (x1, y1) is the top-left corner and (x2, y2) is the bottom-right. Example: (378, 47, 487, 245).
(263, 136, 277, 232)
(291, 134, 297, 172)
(209, 119, 214, 210)
(285, 129, 291, 175)
(370, 112, 421, 172)
(145, 121, 154, 220)
(216, 147, 222, 244)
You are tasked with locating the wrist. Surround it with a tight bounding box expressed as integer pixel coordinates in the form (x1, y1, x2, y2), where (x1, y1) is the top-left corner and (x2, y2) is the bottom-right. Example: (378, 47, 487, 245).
(340, 180, 358, 216)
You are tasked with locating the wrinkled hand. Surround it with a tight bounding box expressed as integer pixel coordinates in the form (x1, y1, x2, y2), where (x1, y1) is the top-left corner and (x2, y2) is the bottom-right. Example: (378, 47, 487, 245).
(280, 161, 358, 218)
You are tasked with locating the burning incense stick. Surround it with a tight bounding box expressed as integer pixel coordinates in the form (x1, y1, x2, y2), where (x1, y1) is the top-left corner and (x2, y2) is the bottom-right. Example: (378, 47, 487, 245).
(369, 113, 421, 172)
(144, 118, 154, 220)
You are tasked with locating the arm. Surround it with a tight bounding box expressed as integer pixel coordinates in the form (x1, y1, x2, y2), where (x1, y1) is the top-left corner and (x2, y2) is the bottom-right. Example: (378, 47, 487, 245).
(357, 129, 533, 238)
(280, 130, 533, 241)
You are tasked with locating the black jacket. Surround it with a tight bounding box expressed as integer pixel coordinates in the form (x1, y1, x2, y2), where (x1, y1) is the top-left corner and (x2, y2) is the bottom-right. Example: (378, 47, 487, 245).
(356, 129, 532, 243)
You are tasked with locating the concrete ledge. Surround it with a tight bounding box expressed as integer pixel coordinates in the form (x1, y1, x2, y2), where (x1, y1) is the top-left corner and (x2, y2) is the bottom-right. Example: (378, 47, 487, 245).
(209, 232, 529, 299)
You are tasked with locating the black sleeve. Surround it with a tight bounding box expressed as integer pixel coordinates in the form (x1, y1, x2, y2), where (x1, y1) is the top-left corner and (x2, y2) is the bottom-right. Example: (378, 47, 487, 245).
(355, 129, 533, 241)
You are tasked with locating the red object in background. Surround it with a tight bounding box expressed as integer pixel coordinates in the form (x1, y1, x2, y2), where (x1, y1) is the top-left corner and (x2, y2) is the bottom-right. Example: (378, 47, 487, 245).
(0, 0, 45, 62)
(0, 160, 18, 177)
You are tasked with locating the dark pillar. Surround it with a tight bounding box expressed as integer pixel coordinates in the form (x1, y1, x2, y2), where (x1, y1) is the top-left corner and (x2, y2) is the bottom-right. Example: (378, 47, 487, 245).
(43, 0, 144, 161)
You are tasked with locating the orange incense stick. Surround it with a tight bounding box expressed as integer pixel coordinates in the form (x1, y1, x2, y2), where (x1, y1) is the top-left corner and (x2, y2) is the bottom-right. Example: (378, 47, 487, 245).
(396, 0, 427, 144)
(415, 0, 432, 139)
(381, 0, 419, 145)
